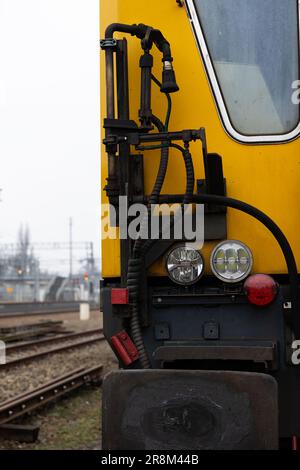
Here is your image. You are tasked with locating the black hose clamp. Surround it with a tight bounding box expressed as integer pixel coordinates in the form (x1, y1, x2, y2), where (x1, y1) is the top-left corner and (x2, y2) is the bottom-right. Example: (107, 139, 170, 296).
(100, 38, 118, 50)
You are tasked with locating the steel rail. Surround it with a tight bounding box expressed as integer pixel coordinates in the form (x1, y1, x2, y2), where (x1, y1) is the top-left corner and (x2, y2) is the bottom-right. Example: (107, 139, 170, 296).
(1, 367, 86, 407)
(1, 335, 105, 370)
(6, 328, 103, 354)
(0, 365, 103, 425)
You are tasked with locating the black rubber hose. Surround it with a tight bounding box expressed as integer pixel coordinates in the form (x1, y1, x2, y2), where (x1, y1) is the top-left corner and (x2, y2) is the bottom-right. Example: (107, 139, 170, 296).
(138, 143, 195, 255)
(128, 142, 195, 369)
(105, 23, 172, 62)
(151, 75, 172, 129)
(155, 193, 300, 337)
(172, 143, 195, 205)
(105, 23, 141, 38)
(128, 114, 169, 369)
(133, 115, 168, 256)
(128, 74, 172, 368)
(127, 258, 151, 368)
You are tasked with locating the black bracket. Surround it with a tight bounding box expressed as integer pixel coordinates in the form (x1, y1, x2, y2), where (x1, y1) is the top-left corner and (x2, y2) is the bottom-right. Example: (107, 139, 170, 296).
(198, 153, 226, 203)
(197, 152, 227, 240)
(100, 38, 118, 50)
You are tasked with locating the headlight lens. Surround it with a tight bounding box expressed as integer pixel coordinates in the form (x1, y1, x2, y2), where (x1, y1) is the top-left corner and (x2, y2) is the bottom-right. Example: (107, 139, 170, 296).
(210, 240, 253, 283)
(166, 245, 204, 285)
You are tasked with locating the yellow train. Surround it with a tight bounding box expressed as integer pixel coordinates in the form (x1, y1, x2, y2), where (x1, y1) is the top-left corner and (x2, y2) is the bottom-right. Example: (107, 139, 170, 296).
(100, 0, 300, 450)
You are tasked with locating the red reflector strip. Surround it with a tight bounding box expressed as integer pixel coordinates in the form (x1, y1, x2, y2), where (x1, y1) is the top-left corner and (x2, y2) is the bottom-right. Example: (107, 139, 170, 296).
(111, 331, 139, 366)
(111, 288, 129, 305)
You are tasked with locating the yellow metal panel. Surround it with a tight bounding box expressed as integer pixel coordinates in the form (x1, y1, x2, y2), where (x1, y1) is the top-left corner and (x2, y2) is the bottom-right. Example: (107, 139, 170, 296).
(100, 0, 120, 277)
(101, 0, 300, 277)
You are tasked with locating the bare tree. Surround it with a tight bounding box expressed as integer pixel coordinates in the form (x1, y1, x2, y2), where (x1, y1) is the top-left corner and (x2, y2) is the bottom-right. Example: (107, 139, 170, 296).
(15, 224, 34, 275)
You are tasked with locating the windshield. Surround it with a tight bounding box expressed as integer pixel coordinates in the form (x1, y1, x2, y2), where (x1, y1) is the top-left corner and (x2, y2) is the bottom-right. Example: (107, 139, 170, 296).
(193, 0, 299, 136)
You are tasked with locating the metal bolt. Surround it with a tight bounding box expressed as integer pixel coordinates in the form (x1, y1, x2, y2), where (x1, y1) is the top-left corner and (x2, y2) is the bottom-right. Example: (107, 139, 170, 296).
(157, 297, 163, 303)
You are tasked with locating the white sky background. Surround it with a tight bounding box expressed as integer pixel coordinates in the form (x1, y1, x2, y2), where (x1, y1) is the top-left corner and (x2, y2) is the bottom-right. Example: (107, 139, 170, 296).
(0, 0, 100, 273)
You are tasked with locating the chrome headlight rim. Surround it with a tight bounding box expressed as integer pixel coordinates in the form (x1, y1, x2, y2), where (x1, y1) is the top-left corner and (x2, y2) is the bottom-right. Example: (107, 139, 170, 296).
(210, 239, 253, 283)
(165, 243, 205, 286)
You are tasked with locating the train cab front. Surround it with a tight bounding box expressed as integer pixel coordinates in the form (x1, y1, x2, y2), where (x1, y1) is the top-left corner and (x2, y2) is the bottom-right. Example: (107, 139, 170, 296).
(100, 0, 300, 451)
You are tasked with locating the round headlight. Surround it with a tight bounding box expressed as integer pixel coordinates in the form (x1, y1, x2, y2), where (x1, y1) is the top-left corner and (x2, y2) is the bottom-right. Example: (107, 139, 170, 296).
(166, 245, 204, 285)
(210, 240, 253, 283)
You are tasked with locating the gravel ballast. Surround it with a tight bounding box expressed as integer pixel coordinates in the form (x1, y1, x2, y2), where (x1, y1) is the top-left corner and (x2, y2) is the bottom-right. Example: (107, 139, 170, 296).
(0, 312, 117, 449)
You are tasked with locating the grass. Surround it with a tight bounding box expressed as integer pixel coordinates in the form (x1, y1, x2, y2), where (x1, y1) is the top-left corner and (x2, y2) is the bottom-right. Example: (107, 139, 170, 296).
(0, 386, 102, 450)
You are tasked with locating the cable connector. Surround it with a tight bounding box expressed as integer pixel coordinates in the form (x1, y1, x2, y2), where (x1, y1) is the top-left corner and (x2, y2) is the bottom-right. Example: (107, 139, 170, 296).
(161, 61, 179, 93)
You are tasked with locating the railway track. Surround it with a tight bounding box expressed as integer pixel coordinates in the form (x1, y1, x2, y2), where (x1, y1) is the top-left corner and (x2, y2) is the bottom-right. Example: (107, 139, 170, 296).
(0, 364, 103, 438)
(6, 328, 104, 354)
(0, 310, 106, 442)
(0, 309, 99, 320)
(1, 330, 106, 370)
(0, 328, 106, 442)
(0, 302, 99, 318)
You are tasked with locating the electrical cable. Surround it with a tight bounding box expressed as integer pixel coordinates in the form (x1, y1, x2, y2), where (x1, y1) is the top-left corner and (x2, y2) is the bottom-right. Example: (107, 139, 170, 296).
(127, 78, 173, 369)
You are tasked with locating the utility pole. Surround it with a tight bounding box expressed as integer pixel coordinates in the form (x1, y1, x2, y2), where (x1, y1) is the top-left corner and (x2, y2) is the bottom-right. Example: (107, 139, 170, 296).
(33, 259, 40, 302)
(89, 242, 95, 302)
(69, 217, 73, 280)
(90, 242, 95, 275)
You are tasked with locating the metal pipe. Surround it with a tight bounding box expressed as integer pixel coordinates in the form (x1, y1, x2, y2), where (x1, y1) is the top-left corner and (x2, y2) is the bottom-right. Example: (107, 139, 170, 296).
(105, 23, 141, 39)
(134, 129, 204, 143)
(105, 49, 115, 119)
(104, 41, 117, 194)
(139, 53, 153, 128)
(104, 25, 142, 196)
(116, 40, 130, 121)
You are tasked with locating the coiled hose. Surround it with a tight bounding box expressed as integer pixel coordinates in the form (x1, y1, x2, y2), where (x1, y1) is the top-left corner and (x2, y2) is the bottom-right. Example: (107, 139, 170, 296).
(128, 114, 169, 369)
(133, 115, 169, 256)
(128, 142, 195, 368)
(139, 142, 195, 256)
(127, 257, 147, 365)
(127, 74, 196, 369)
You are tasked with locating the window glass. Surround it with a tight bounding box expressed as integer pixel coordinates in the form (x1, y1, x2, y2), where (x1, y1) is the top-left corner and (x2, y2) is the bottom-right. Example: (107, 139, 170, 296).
(193, 0, 299, 135)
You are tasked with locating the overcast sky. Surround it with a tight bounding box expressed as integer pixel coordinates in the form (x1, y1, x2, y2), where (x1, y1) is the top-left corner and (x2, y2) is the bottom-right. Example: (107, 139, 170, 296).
(0, 0, 100, 270)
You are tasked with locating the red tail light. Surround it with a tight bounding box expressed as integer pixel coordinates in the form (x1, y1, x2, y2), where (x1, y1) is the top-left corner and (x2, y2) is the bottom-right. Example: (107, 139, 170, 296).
(244, 274, 278, 306)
